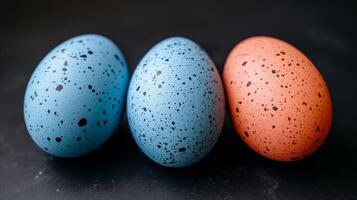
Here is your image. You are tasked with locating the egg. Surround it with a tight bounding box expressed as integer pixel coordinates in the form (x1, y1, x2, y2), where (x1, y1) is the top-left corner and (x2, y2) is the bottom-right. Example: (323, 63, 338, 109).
(127, 37, 225, 167)
(223, 36, 333, 161)
(24, 34, 129, 157)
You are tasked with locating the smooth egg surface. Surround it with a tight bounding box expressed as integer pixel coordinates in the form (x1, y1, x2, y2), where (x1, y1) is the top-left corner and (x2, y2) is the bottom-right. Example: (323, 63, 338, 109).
(223, 36, 333, 161)
(127, 37, 225, 167)
(24, 34, 129, 157)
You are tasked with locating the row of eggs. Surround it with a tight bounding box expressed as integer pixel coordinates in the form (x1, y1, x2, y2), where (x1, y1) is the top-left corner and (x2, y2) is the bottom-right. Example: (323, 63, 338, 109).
(24, 34, 333, 167)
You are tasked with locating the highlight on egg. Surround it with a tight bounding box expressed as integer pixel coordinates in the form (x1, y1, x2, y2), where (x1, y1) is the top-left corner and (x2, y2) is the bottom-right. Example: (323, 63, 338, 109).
(127, 37, 225, 167)
(24, 34, 129, 157)
(223, 36, 333, 161)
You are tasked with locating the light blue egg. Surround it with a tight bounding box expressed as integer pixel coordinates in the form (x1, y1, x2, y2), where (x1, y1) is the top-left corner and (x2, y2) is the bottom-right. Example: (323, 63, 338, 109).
(24, 34, 129, 157)
(127, 37, 225, 167)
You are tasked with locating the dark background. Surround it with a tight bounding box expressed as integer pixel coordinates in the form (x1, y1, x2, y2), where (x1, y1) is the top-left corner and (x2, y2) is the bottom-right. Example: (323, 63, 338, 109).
(1, 0, 357, 199)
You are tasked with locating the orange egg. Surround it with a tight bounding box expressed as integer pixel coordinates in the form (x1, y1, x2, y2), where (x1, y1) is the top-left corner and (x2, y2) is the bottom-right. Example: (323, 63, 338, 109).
(223, 36, 333, 161)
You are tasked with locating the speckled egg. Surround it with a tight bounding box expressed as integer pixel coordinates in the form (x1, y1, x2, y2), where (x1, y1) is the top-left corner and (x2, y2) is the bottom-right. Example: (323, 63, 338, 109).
(127, 37, 225, 167)
(223, 36, 333, 161)
(24, 34, 129, 157)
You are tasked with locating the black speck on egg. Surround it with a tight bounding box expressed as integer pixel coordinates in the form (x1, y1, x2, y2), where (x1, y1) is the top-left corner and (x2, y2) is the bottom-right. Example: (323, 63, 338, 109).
(56, 85, 63, 91)
(78, 118, 87, 127)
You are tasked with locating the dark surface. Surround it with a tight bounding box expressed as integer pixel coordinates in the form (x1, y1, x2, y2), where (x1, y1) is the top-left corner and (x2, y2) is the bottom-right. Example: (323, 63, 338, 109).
(1, 0, 357, 199)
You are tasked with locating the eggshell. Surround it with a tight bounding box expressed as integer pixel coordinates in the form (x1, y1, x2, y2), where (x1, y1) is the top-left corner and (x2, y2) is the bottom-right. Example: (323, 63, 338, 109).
(223, 36, 333, 161)
(24, 34, 129, 157)
(127, 37, 225, 167)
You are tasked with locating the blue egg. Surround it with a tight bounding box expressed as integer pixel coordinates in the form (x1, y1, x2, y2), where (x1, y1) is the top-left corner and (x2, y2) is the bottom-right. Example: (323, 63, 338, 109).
(127, 37, 225, 167)
(24, 34, 129, 157)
